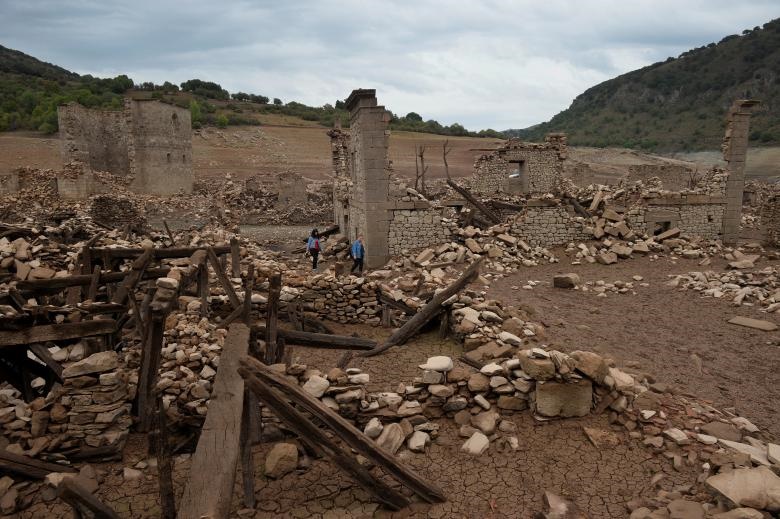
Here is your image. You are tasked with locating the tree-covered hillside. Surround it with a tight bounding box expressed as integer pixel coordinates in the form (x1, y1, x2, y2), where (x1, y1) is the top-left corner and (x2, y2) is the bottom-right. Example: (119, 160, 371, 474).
(508, 18, 780, 151)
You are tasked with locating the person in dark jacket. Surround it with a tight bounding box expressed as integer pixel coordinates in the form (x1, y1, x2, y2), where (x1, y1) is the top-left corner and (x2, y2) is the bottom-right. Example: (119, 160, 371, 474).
(306, 229, 320, 271)
(350, 235, 365, 274)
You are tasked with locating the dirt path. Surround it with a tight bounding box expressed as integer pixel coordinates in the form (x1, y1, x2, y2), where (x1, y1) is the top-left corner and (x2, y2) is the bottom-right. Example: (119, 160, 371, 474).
(487, 252, 780, 439)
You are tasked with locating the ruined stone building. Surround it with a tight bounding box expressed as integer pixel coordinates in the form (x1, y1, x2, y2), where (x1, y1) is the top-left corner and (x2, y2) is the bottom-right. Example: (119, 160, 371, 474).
(275, 173, 307, 208)
(330, 90, 448, 268)
(470, 133, 566, 195)
(58, 99, 193, 195)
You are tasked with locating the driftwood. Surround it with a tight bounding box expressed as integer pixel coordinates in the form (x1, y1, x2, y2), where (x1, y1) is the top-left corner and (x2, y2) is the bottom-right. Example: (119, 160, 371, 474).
(240, 357, 447, 506)
(252, 326, 376, 351)
(178, 324, 250, 519)
(362, 257, 484, 357)
(57, 478, 120, 519)
(0, 449, 76, 479)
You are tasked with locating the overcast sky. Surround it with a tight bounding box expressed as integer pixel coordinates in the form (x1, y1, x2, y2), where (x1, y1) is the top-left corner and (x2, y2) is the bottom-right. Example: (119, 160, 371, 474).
(1, 1, 777, 130)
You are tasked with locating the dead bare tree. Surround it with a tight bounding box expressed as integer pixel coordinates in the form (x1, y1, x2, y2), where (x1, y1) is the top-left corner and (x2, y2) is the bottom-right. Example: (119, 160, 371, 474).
(415, 145, 429, 196)
(442, 140, 451, 179)
(687, 167, 701, 190)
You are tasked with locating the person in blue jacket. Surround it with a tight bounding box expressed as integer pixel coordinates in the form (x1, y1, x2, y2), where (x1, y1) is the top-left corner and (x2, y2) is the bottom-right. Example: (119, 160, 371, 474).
(349, 235, 365, 274)
(306, 228, 320, 271)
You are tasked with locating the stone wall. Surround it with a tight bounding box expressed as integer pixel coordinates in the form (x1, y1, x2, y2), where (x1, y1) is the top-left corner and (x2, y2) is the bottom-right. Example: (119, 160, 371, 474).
(565, 163, 614, 187)
(58, 99, 193, 195)
(761, 195, 780, 247)
(627, 164, 694, 191)
(276, 174, 307, 208)
(471, 133, 566, 195)
(126, 99, 193, 195)
(470, 154, 508, 195)
(58, 103, 130, 176)
(388, 207, 450, 255)
(510, 202, 590, 246)
(625, 197, 726, 240)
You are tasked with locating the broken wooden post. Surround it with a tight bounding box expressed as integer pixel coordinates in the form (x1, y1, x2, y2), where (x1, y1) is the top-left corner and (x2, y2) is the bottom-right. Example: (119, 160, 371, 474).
(230, 238, 241, 278)
(155, 397, 176, 519)
(362, 257, 484, 357)
(0, 320, 117, 348)
(243, 264, 254, 325)
(178, 323, 250, 519)
(265, 272, 281, 364)
(207, 246, 241, 309)
(198, 263, 209, 319)
(446, 179, 502, 224)
(162, 220, 177, 246)
(239, 389, 255, 509)
(136, 305, 167, 432)
(111, 248, 153, 306)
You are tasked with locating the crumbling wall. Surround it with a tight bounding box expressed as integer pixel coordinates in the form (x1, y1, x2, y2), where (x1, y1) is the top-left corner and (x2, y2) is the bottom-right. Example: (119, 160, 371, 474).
(470, 154, 509, 195)
(565, 163, 613, 187)
(388, 208, 449, 255)
(0, 173, 19, 194)
(490, 133, 566, 195)
(625, 197, 726, 240)
(510, 202, 590, 246)
(58, 99, 193, 196)
(762, 195, 780, 247)
(275, 174, 307, 208)
(58, 103, 130, 175)
(627, 164, 694, 191)
(126, 99, 193, 195)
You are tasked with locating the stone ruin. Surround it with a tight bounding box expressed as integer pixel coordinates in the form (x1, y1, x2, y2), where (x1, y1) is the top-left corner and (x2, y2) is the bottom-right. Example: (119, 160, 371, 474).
(274, 173, 307, 208)
(761, 194, 780, 247)
(470, 133, 566, 196)
(58, 98, 194, 196)
(329, 89, 449, 268)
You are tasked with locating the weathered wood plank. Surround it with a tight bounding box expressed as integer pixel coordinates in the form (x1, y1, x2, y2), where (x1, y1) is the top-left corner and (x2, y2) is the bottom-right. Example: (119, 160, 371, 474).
(90, 245, 230, 259)
(207, 246, 241, 309)
(238, 366, 411, 511)
(0, 320, 116, 348)
(362, 257, 484, 357)
(178, 323, 250, 519)
(265, 272, 281, 363)
(17, 268, 171, 292)
(0, 449, 76, 479)
(57, 477, 119, 519)
(251, 326, 376, 351)
(240, 357, 447, 505)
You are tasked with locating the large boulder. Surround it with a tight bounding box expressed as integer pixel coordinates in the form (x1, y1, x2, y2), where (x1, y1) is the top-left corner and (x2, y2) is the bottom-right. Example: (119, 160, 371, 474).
(264, 443, 298, 479)
(706, 466, 780, 512)
(535, 380, 593, 418)
(553, 273, 580, 289)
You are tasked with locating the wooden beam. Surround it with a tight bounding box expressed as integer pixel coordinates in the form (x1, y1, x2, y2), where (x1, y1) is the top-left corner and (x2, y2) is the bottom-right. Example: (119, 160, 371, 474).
(207, 246, 241, 309)
(28, 343, 63, 382)
(240, 357, 447, 505)
(243, 264, 254, 325)
(0, 449, 76, 479)
(446, 178, 502, 224)
(178, 324, 250, 519)
(57, 478, 119, 519)
(136, 309, 166, 432)
(230, 238, 241, 278)
(89, 245, 230, 260)
(362, 257, 484, 357)
(265, 272, 281, 363)
(252, 326, 376, 351)
(239, 365, 411, 511)
(155, 397, 176, 519)
(17, 268, 171, 292)
(0, 320, 116, 348)
(162, 220, 177, 247)
(111, 249, 152, 306)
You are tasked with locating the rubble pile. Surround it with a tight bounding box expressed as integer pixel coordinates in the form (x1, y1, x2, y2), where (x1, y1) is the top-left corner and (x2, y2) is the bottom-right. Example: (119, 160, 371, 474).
(1, 348, 134, 458)
(89, 194, 147, 229)
(669, 267, 780, 312)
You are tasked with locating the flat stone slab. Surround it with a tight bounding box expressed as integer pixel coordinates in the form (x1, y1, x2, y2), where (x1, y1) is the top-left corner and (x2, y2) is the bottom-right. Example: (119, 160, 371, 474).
(727, 316, 778, 331)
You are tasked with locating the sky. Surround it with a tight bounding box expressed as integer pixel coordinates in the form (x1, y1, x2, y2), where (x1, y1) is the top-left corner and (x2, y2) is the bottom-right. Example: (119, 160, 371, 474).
(1, 0, 778, 130)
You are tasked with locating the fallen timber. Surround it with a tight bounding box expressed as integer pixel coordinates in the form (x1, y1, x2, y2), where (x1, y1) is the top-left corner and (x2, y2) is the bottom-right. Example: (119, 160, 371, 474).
(239, 357, 447, 507)
(88, 245, 231, 260)
(251, 325, 376, 350)
(0, 450, 76, 479)
(0, 320, 117, 348)
(16, 268, 171, 292)
(362, 257, 485, 357)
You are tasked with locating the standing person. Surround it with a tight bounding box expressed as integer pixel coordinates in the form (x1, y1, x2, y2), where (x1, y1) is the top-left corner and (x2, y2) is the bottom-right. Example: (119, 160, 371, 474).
(307, 229, 320, 271)
(350, 235, 365, 274)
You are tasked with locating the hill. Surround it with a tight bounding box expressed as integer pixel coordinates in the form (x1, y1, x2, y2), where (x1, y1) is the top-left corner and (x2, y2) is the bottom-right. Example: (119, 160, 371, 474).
(0, 44, 503, 138)
(508, 18, 780, 152)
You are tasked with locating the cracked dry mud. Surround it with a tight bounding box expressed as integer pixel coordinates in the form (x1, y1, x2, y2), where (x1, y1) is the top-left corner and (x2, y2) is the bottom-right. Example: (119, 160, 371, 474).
(20, 252, 779, 518)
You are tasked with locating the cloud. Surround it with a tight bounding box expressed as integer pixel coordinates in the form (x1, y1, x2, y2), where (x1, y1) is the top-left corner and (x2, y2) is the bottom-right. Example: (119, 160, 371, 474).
(1, 0, 777, 129)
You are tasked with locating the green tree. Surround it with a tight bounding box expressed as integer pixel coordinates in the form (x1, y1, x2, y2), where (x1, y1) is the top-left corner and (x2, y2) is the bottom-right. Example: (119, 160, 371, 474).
(189, 100, 203, 127)
(273, 98, 282, 105)
(405, 112, 422, 122)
